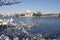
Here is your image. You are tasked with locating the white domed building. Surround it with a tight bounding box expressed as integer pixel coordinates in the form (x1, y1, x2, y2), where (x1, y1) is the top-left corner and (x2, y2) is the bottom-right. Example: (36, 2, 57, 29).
(25, 10, 33, 17)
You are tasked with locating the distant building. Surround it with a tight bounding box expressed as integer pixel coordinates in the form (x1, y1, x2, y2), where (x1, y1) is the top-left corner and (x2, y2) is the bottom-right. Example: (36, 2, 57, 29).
(48, 14, 59, 17)
(25, 10, 33, 17)
(41, 14, 59, 17)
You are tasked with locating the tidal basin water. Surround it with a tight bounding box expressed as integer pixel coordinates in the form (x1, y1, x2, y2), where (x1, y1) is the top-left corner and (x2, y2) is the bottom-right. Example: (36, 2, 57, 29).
(15, 18, 60, 38)
(14, 18, 60, 36)
(0, 17, 60, 39)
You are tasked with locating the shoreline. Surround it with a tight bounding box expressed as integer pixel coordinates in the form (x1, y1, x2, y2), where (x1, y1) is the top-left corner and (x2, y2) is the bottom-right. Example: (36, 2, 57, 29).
(10, 16, 60, 18)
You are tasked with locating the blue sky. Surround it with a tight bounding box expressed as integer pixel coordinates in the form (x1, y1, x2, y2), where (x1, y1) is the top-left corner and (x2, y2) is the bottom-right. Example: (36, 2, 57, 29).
(0, 0, 60, 14)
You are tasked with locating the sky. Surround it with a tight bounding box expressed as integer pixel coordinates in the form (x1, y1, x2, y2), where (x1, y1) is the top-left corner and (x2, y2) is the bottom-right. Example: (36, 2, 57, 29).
(0, 0, 60, 14)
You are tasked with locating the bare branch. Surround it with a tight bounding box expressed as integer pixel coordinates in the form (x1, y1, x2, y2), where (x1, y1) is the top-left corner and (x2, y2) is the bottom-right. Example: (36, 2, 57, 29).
(0, 0, 21, 6)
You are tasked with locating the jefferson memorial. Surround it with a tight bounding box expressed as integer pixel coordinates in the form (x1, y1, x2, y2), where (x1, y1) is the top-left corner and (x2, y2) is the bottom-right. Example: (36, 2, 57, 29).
(25, 10, 33, 17)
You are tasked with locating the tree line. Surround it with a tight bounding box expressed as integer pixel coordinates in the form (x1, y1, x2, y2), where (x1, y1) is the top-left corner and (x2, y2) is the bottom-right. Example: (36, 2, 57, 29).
(0, 12, 60, 18)
(13, 12, 42, 17)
